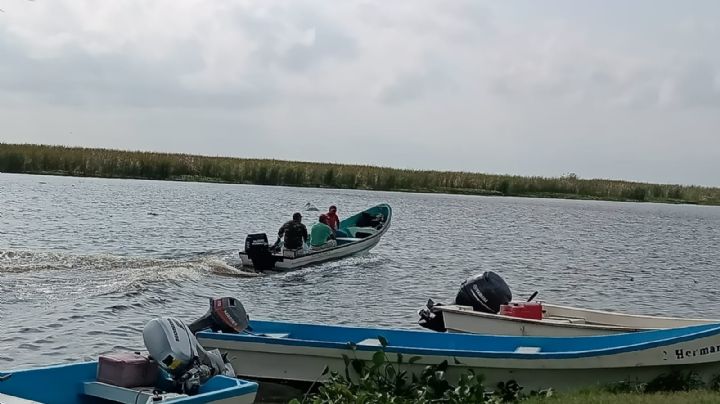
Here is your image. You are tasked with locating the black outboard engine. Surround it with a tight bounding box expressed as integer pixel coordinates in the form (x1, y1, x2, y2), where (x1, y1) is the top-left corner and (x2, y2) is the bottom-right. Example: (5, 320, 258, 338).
(189, 297, 250, 334)
(244, 233, 278, 271)
(419, 271, 512, 332)
(455, 271, 512, 313)
(418, 299, 447, 332)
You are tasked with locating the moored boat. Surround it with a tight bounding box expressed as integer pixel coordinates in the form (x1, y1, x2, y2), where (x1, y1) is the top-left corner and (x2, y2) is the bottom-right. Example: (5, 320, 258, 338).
(435, 303, 720, 337)
(418, 271, 720, 336)
(0, 361, 258, 404)
(0, 302, 259, 404)
(239, 203, 391, 271)
(196, 319, 720, 392)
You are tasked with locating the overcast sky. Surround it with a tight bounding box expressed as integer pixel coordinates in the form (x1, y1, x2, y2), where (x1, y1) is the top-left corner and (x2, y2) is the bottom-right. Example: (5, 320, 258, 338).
(1, 1, 719, 186)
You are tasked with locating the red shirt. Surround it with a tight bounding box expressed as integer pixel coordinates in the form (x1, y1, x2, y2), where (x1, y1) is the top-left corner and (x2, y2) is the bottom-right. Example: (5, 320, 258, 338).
(325, 211, 340, 230)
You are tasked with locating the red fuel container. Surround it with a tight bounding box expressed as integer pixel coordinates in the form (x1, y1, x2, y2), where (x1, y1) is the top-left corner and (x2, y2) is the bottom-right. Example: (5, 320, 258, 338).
(499, 302, 543, 320)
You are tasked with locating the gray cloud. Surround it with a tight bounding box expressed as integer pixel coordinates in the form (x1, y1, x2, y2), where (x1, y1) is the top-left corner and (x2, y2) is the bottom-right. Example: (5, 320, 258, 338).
(659, 62, 720, 108)
(279, 26, 356, 72)
(379, 66, 457, 105)
(0, 31, 276, 109)
(234, 5, 357, 73)
(1, 1, 720, 187)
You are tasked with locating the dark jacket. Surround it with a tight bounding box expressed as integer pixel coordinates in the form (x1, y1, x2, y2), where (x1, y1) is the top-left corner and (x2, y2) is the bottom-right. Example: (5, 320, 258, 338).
(278, 220, 308, 249)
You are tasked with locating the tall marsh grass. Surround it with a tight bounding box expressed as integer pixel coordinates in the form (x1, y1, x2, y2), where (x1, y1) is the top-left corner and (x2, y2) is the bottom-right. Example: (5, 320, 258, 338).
(2, 143, 719, 205)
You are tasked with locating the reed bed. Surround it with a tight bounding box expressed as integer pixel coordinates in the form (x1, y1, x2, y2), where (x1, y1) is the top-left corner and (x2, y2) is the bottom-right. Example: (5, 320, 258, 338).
(2, 143, 719, 205)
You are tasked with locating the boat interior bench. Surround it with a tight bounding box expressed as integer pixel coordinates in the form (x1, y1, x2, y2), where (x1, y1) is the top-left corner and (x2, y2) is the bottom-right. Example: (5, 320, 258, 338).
(514, 346, 542, 353)
(357, 338, 384, 347)
(544, 316, 587, 324)
(342, 226, 379, 238)
(83, 381, 187, 403)
(0, 392, 42, 404)
(259, 333, 291, 339)
(336, 237, 363, 245)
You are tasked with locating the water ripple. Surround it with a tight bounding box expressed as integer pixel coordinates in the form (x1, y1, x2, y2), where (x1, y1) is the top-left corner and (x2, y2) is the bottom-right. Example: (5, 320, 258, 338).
(1, 173, 720, 368)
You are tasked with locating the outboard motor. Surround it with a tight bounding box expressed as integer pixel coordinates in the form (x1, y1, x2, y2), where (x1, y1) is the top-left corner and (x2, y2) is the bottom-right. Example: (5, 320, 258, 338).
(189, 297, 250, 334)
(244, 233, 279, 271)
(418, 271, 512, 332)
(455, 271, 512, 314)
(418, 299, 447, 332)
(143, 317, 235, 395)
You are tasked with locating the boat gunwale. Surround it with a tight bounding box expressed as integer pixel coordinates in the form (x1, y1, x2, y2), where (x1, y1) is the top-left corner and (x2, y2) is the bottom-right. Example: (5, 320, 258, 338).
(197, 321, 720, 361)
(438, 304, 718, 332)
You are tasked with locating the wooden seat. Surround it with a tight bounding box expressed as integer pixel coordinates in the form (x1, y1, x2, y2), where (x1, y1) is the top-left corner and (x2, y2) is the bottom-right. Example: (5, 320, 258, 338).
(346, 227, 378, 238)
(357, 338, 383, 347)
(260, 333, 290, 339)
(0, 393, 43, 404)
(83, 382, 187, 403)
(544, 316, 587, 324)
(336, 237, 363, 243)
(514, 346, 541, 353)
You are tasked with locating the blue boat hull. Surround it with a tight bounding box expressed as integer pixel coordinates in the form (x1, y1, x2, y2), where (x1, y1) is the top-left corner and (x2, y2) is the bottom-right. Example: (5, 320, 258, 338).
(197, 320, 720, 391)
(0, 361, 257, 404)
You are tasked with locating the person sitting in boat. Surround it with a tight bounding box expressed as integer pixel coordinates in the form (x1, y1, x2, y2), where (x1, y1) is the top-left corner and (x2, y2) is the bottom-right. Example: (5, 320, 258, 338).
(278, 212, 308, 256)
(325, 205, 340, 233)
(309, 214, 337, 250)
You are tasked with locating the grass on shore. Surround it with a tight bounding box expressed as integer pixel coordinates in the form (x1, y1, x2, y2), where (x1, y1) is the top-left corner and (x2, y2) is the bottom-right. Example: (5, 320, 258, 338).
(523, 390, 720, 404)
(2, 143, 720, 205)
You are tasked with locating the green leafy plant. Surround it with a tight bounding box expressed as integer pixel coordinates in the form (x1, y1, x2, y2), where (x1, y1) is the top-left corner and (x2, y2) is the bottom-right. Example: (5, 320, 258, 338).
(709, 374, 720, 391)
(603, 371, 705, 394)
(289, 336, 544, 404)
(644, 371, 704, 393)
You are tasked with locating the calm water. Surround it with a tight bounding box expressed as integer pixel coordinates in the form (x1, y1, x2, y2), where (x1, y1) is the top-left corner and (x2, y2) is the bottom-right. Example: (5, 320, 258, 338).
(1, 173, 720, 368)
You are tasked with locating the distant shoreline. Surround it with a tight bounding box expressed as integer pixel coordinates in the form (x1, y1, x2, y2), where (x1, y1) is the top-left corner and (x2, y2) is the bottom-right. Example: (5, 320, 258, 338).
(2, 143, 719, 206)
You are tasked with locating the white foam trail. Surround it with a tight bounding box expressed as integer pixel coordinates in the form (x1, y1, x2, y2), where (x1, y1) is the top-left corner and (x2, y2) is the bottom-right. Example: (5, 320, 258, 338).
(204, 259, 262, 277)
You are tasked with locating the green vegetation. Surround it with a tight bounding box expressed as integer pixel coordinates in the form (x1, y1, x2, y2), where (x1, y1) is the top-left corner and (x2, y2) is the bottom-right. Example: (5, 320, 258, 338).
(2, 143, 719, 205)
(287, 339, 720, 403)
(290, 336, 552, 403)
(523, 391, 720, 404)
(524, 372, 720, 404)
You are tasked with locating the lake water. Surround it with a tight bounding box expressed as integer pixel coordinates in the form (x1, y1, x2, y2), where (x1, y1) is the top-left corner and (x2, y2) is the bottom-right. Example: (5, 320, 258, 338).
(2, 172, 720, 368)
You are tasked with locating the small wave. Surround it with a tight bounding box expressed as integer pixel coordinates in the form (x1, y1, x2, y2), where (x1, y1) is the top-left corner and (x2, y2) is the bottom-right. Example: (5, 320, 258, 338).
(107, 304, 132, 312)
(33, 336, 55, 344)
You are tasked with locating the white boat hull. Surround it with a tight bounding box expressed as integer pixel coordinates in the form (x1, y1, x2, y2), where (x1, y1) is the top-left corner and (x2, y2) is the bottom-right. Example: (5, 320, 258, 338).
(240, 204, 391, 271)
(439, 304, 720, 336)
(198, 321, 720, 392)
(239, 232, 385, 270)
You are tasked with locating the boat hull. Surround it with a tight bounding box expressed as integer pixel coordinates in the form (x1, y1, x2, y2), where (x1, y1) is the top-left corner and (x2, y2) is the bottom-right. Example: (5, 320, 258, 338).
(0, 361, 258, 404)
(197, 321, 720, 392)
(239, 230, 385, 270)
(439, 304, 720, 336)
(240, 203, 391, 271)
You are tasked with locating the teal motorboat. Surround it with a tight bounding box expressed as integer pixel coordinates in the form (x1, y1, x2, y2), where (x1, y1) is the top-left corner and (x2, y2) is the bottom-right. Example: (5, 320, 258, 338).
(239, 203, 391, 271)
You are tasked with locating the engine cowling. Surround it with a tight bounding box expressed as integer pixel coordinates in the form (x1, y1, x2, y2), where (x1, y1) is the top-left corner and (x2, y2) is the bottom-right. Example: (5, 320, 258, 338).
(143, 316, 235, 394)
(189, 297, 249, 334)
(454, 271, 512, 314)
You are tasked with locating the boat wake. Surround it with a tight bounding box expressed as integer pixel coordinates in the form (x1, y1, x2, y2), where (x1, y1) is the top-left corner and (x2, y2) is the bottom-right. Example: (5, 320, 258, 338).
(204, 259, 262, 278)
(0, 249, 261, 299)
